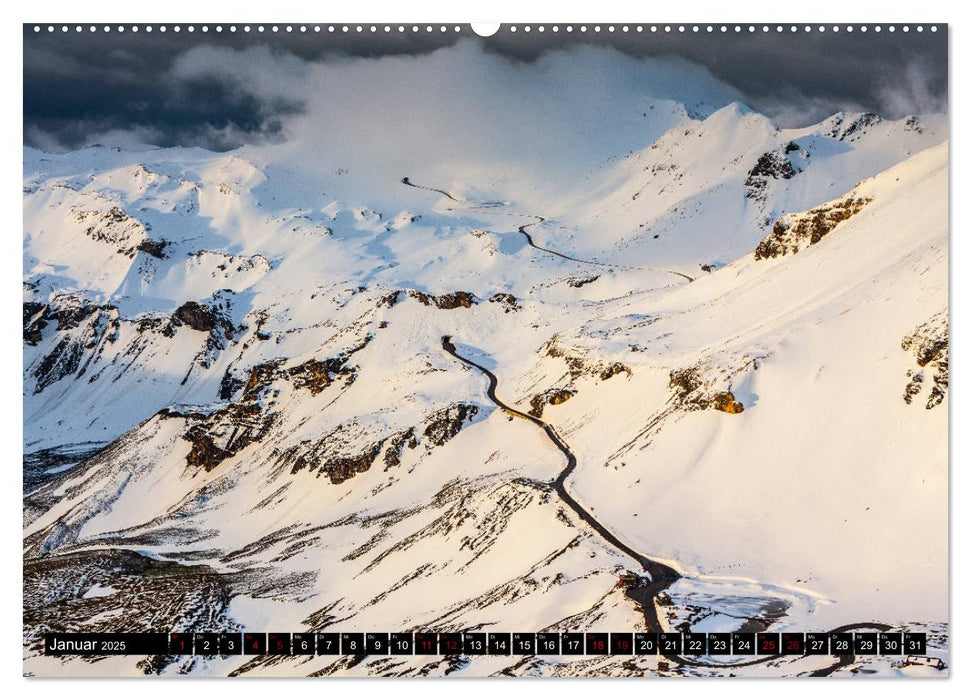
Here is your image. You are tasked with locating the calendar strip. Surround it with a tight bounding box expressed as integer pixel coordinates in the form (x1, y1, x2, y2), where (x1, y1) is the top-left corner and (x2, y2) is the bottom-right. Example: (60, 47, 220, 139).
(44, 631, 927, 657)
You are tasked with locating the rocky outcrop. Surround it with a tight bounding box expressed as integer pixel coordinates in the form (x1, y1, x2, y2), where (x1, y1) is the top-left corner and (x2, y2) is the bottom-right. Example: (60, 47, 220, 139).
(23, 302, 47, 345)
(744, 143, 800, 200)
(287, 358, 348, 395)
(488, 293, 520, 312)
(53, 296, 112, 332)
(383, 429, 418, 468)
(669, 367, 704, 400)
(32, 337, 85, 394)
(567, 275, 599, 288)
(423, 403, 479, 447)
(408, 290, 477, 309)
(377, 291, 402, 308)
(184, 432, 233, 471)
(180, 403, 275, 472)
(219, 369, 246, 402)
(28, 297, 120, 393)
(321, 444, 385, 484)
(669, 367, 744, 414)
(528, 388, 575, 418)
(231, 338, 372, 403)
(542, 336, 632, 382)
(904, 116, 924, 134)
(72, 205, 148, 257)
(136, 238, 169, 259)
(187, 250, 271, 275)
(276, 404, 476, 484)
(711, 391, 745, 414)
(902, 312, 948, 409)
(754, 196, 871, 260)
(172, 301, 234, 339)
(280, 434, 384, 484)
(599, 362, 631, 381)
(241, 360, 286, 401)
(828, 112, 881, 141)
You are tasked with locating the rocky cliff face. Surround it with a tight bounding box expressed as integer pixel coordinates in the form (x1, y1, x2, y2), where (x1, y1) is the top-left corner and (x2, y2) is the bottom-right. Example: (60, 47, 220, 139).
(902, 312, 949, 410)
(172, 301, 234, 338)
(755, 195, 871, 260)
(744, 142, 801, 201)
(73, 204, 149, 257)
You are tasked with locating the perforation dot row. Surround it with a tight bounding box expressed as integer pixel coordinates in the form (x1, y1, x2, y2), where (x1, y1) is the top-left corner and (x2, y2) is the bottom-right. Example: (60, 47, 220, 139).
(506, 24, 937, 33)
(31, 24, 940, 34)
(32, 25, 465, 33)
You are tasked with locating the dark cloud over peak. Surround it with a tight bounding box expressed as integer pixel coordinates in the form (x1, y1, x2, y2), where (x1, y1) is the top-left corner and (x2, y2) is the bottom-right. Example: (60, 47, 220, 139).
(23, 24, 947, 152)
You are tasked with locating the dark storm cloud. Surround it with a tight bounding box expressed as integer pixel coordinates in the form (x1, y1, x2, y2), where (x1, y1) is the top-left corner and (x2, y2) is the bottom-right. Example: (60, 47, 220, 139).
(23, 24, 948, 152)
(488, 25, 948, 122)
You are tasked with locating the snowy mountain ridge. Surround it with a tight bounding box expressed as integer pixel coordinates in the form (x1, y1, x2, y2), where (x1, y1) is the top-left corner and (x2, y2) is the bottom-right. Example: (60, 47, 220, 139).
(23, 98, 948, 676)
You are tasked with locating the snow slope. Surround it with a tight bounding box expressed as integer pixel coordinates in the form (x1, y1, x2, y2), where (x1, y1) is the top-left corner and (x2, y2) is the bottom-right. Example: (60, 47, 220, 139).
(23, 94, 948, 677)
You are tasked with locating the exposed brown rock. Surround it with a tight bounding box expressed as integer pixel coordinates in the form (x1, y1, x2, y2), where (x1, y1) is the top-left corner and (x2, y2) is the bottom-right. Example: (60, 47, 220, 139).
(287, 358, 343, 395)
(27, 297, 123, 391)
(754, 196, 872, 260)
(219, 369, 245, 401)
(181, 403, 274, 472)
(903, 370, 924, 405)
(488, 292, 520, 312)
(242, 360, 285, 401)
(136, 238, 169, 259)
(184, 431, 232, 470)
(238, 337, 371, 402)
(32, 337, 84, 393)
(51, 297, 104, 331)
(172, 301, 232, 338)
(712, 391, 745, 414)
(669, 367, 703, 399)
(279, 403, 475, 485)
(322, 444, 384, 484)
(542, 336, 632, 382)
(409, 290, 477, 309)
(377, 291, 402, 308)
(423, 403, 479, 446)
(670, 367, 744, 414)
(384, 428, 418, 468)
(902, 313, 948, 409)
(599, 362, 631, 381)
(528, 388, 575, 418)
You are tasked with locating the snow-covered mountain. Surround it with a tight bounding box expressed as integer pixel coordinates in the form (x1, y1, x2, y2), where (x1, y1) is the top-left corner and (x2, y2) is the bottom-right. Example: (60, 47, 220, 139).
(23, 97, 948, 677)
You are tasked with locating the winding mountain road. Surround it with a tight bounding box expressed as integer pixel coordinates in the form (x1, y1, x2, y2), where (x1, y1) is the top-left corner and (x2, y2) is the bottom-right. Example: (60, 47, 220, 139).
(401, 176, 695, 282)
(400, 177, 462, 203)
(442, 335, 895, 675)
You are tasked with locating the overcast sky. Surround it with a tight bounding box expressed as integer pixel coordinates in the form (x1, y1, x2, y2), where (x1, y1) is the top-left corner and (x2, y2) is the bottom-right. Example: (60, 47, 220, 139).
(23, 24, 948, 152)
